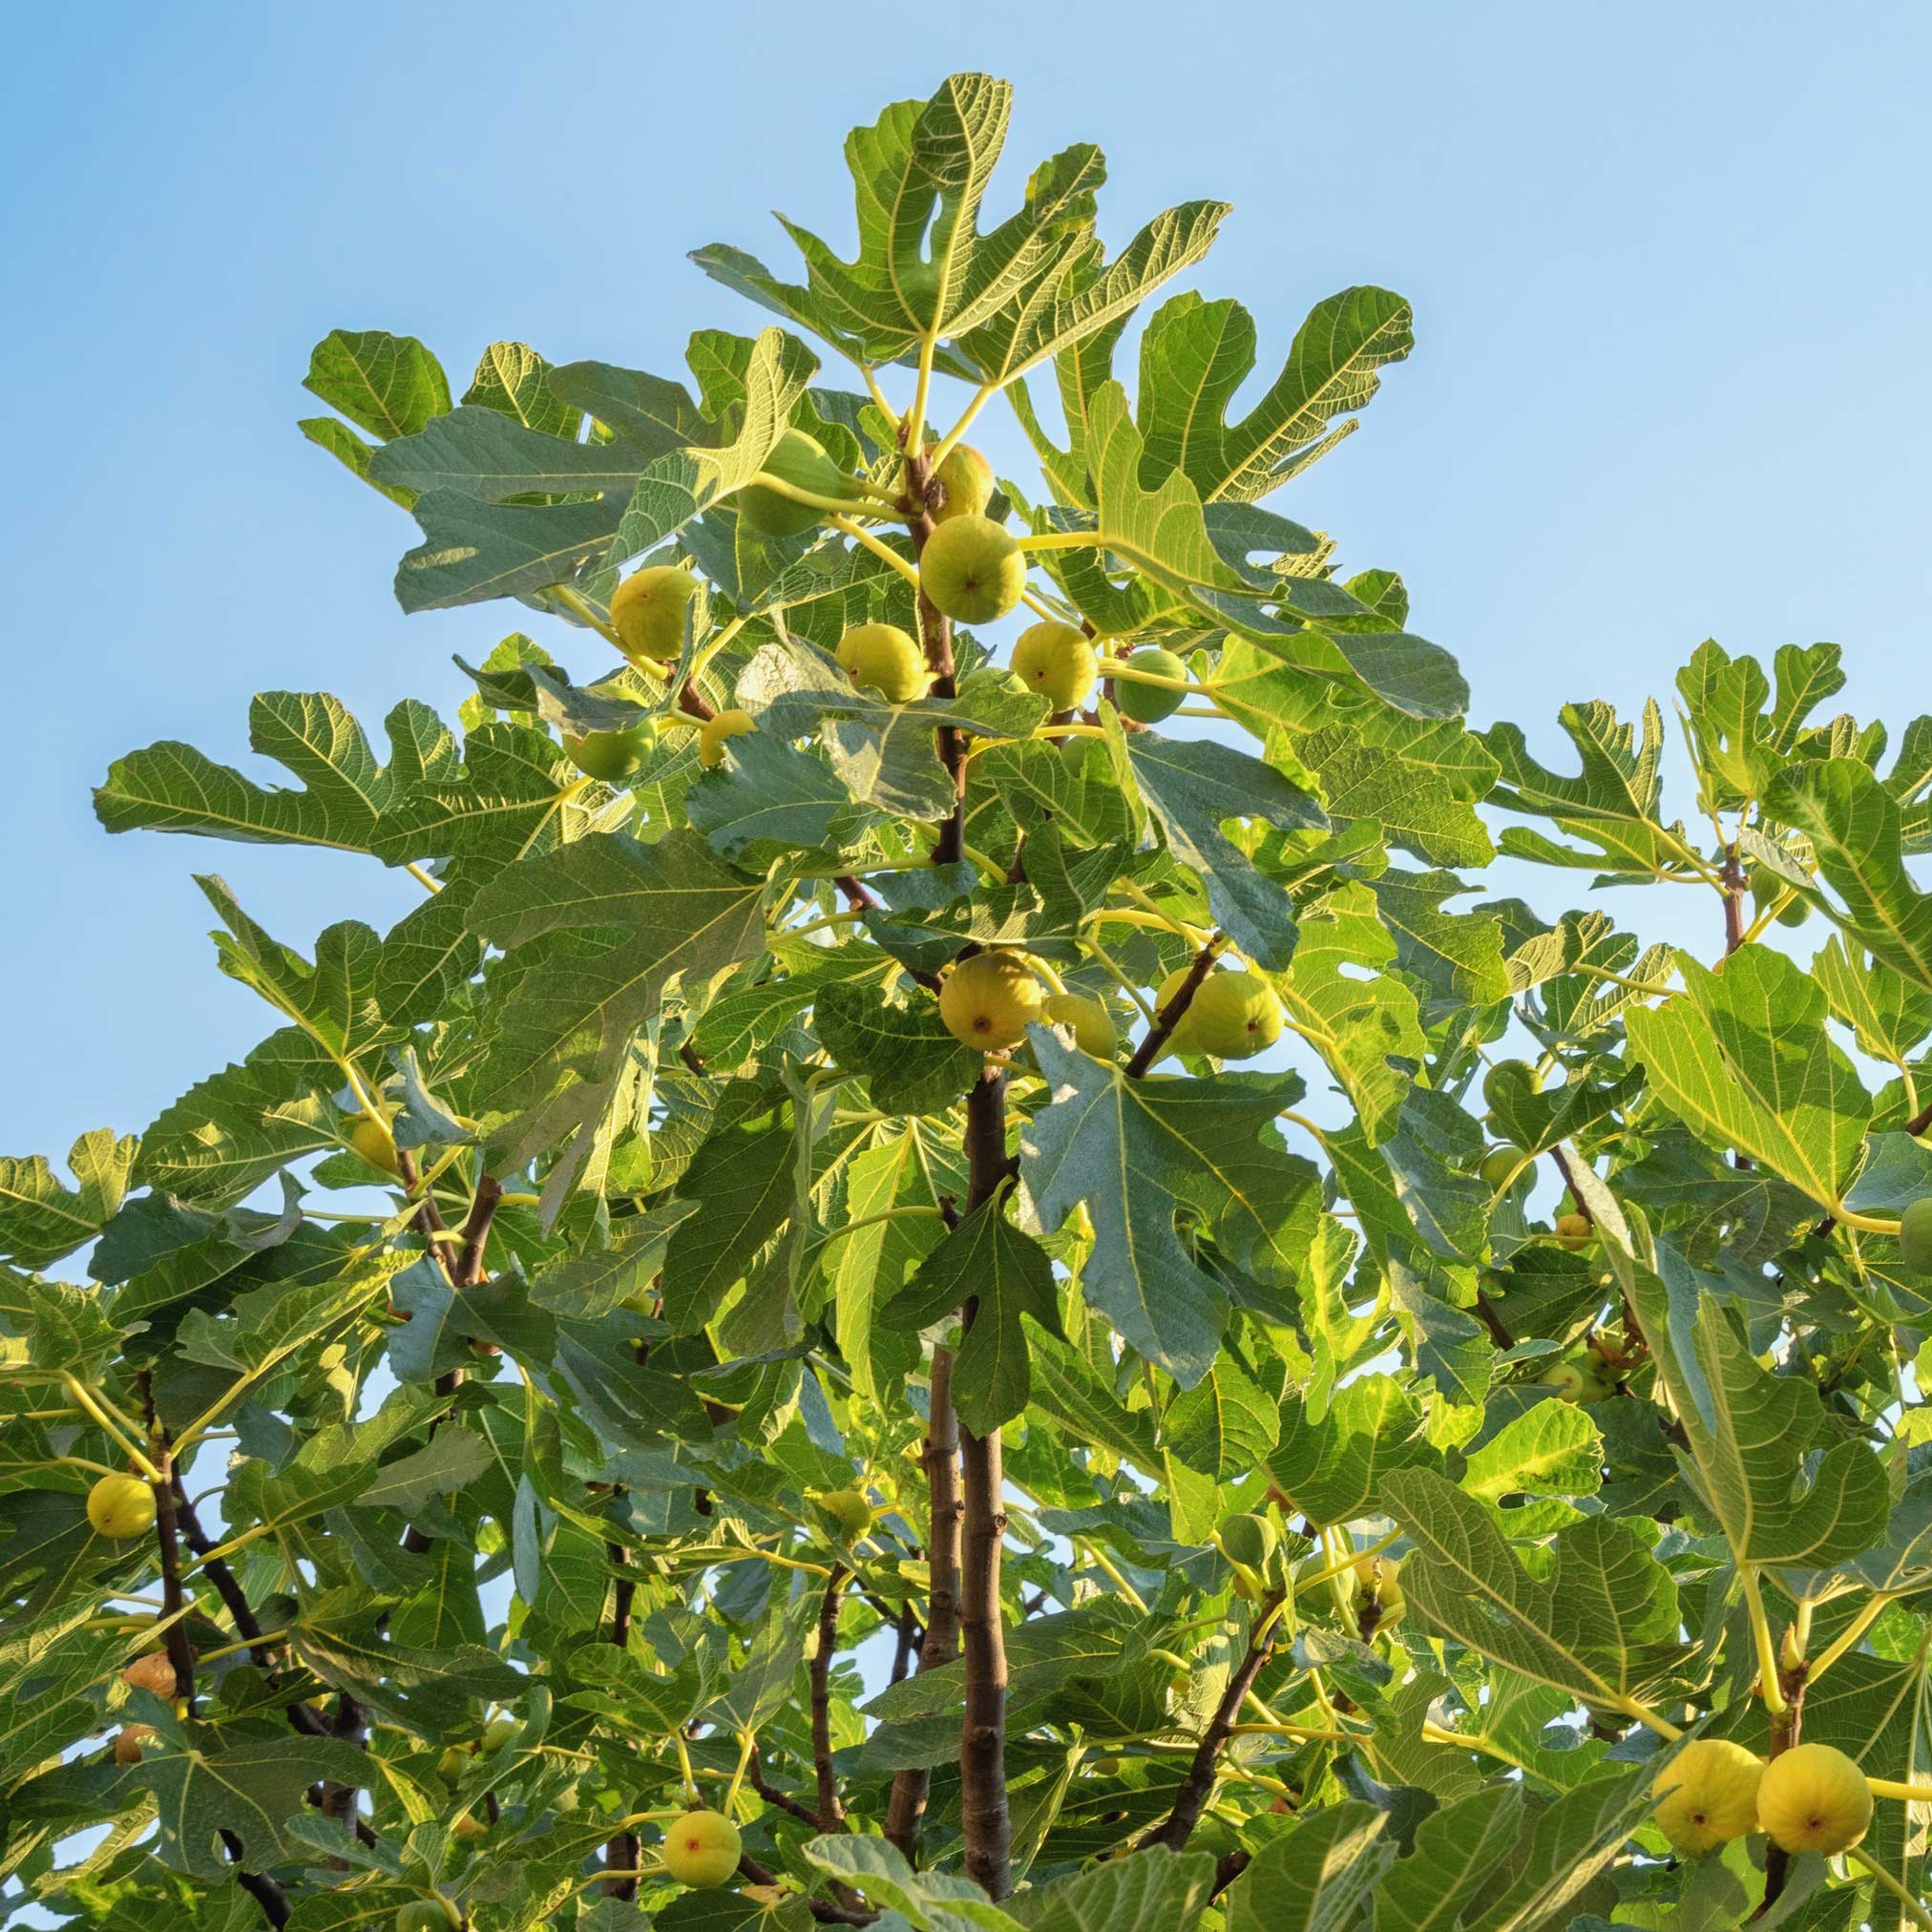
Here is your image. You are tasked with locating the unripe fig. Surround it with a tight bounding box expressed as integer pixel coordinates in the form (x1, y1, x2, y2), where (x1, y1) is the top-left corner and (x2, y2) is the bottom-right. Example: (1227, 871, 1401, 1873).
(699, 709, 756, 769)
(435, 1744, 468, 1782)
(1755, 1742, 1872, 1855)
(396, 1903, 459, 1932)
(88, 1474, 157, 1541)
(1650, 1737, 1765, 1856)
(1556, 1211, 1593, 1251)
(1481, 1059, 1538, 1114)
(349, 1116, 401, 1176)
(938, 953, 1044, 1051)
(815, 1488, 874, 1539)
(1217, 1512, 1278, 1573)
(660, 1807, 743, 1888)
(113, 1723, 156, 1765)
(564, 722, 655, 784)
(1539, 1359, 1612, 1405)
(451, 1810, 488, 1839)
(1089, 1754, 1123, 1775)
(930, 443, 996, 524)
(609, 565, 697, 663)
(1156, 967, 1283, 1061)
(835, 623, 930, 703)
(1041, 991, 1115, 1059)
(1354, 1553, 1404, 1623)
(1479, 1147, 1520, 1191)
(919, 515, 1026, 624)
(1010, 621, 1098, 711)
(123, 1651, 178, 1698)
(1111, 647, 1188, 724)
(479, 1714, 518, 1754)
(1900, 1196, 1932, 1279)
(738, 429, 857, 536)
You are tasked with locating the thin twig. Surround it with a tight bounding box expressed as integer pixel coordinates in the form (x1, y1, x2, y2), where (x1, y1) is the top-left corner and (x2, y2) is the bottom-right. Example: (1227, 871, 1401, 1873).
(1124, 936, 1224, 1078)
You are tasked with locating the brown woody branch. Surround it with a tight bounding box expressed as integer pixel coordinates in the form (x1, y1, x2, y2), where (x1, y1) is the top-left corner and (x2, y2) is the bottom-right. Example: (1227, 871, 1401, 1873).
(884, 1344, 962, 1857)
(1124, 936, 1225, 1079)
(812, 1564, 850, 1831)
(737, 1852, 877, 1925)
(903, 443, 964, 866)
(226, 1838, 290, 1927)
(603, 1516, 640, 1900)
(956, 1066, 1013, 1899)
(1135, 1587, 1286, 1853)
(746, 1742, 821, 1828)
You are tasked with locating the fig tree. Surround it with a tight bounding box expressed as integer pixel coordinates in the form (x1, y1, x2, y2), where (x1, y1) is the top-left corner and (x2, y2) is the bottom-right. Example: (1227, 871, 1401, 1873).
(1112, 647, 1188, 724)
(564, 722, 655, 784)
(699, 709, 756, 768)
(738, 429, 857, 536)
(1041, 991, 1115, 1058)
(1650, 1737, 1764, 1856)
(1010, 620, 1097, 710)
(835, 622, 930, 703)
(1754, 1741, 1871, 1855)
(87, 1474, 156, 1540)
(1900, 1195, 1932, 1278)
(919, 514, 1026, 623)
(938, 952, 1044, 1051)
(930, 443, 995, 524)
(609, 564, 697, 663)
(660, 1807, 743, 1888)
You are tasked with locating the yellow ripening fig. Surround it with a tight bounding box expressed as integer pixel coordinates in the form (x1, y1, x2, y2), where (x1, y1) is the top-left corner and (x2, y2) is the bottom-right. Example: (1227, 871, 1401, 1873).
(609, 564, 696, 662)
(87, 1475, 157, 1540)
(1538, 1358, 1613, 1404)
(939, 952, 1044, 1051)
(349, 1116, 401, 1176)
(1650, 1738, 1764, 1856)
(1011, 620, 1098, 710)
(564, 722, 655, 784)
(1041, 991, 1116, 1059)
(122, 1651, 177, 1697)
(835, 623, 930, 703)
(1112, 646, 1189, 725)
(737, 428, 857, 536)
(1755, 1742, 1872, 1855)
(1900, 1195, 1932, 1278)
(1556, 1210, 1593, 1250)
(815, 1488, 874, 1538)
(699, 709, 756, 768)
(1156, 967, 1283, 1060)
(930, 443, 996, 524)
(1354, 1554, 1404, 1624)
(113, 1723, 156, 1765)
(660, 1808, 743, 1888)
(920, 514, 1026, 624)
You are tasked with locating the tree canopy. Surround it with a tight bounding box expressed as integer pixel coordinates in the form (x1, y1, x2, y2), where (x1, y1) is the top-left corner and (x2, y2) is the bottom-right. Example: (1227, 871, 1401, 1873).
(7, 67, 1932, 1932)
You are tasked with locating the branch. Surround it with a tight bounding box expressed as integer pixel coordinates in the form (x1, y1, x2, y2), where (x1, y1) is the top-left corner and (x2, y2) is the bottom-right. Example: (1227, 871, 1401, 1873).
(812, 1564, 850, 1831)
(453, 1174, 503, 1287)
(226, 1838, 290, 1929)
(956, 1066, 1012, 1900)
(136, 1375, 198, 1710)
(1134, 1589, 1286, 1853)
(884, 1345, 962, 1857)
(737, 1853, 878, 1926)
(746, 1742, 822, 1827)
(1124, 936, 1224, 1078)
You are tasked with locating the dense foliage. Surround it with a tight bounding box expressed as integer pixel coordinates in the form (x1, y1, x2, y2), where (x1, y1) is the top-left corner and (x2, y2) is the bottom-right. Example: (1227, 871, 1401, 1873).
(7, 69, 1932, 1932)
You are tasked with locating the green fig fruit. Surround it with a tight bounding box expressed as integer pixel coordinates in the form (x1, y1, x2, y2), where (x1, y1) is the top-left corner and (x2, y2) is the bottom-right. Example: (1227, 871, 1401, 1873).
(564, 722, 656, 784)
(1156, 967, 1283, 1060)
(1010, 620, 1098, 710)
(939, 953, 1044, 1051)
(1041, 991, 1115, 1058)
(930, 443, 996, 524)
(609, 565, 697, 663)
(920, 514, 1027, 623)
(835, 622, 930, 703)
(1111, 647, 1188, 724)
(1899, 1196, 1932, 1278)
(698, 709, 756, 768)
(738, 429, 856, 537)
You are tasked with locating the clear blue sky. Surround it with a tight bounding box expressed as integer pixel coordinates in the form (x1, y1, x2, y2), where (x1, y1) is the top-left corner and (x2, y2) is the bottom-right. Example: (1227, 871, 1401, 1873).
(5, 1, 1929, 1168)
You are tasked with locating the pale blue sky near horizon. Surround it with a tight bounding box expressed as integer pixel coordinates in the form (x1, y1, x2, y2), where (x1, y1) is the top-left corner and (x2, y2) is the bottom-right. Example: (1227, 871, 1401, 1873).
(4, 1, 1929, 1168)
